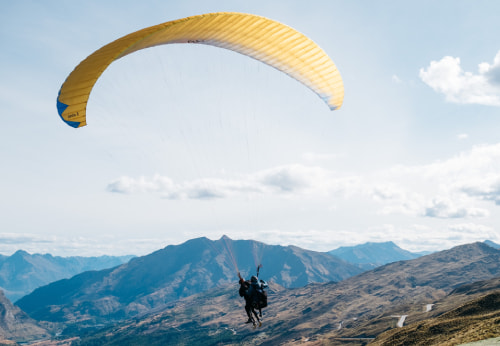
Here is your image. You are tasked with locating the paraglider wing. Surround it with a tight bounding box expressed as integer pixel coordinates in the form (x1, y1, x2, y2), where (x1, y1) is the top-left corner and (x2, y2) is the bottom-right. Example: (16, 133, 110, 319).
(57, 12, 344, 128)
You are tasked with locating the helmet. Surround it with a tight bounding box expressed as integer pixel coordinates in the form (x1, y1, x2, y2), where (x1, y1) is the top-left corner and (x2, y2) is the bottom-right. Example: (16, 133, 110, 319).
(251, 276, 258, 283)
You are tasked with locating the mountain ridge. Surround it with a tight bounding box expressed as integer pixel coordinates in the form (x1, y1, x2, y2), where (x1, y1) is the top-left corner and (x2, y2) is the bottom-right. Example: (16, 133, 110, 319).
(3, 239, 497, 304)
(16, 236, 362, 324)
(0, 250, 133, 302)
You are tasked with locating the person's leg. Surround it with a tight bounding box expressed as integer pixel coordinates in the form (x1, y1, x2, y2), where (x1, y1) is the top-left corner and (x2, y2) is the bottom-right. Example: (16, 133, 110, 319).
(251, 307, 261, 327)
(245, 304, 254, 323)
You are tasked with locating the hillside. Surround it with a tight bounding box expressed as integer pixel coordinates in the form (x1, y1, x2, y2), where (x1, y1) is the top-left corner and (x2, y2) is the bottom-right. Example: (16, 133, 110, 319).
(64, 242, 500, 345)
(0, 290, 50, 344)
(371, 276, 500, 345)
(0, 250, 133, 302)
(16, 236, 361, 325)
(329, 241, 421, 270)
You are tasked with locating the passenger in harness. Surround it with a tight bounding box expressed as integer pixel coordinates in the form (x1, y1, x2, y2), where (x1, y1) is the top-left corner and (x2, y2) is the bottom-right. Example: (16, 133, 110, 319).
(238, 272, 268, 328)
(248, 275, 268, 316)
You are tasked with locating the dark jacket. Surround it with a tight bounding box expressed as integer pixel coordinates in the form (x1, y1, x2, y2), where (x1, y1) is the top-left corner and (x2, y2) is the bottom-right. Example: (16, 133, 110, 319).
(239, 279, 250, 299)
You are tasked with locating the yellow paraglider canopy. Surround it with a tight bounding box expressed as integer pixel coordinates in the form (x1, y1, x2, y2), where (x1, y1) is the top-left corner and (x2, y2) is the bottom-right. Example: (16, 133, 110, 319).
(57, 12, 344, 128)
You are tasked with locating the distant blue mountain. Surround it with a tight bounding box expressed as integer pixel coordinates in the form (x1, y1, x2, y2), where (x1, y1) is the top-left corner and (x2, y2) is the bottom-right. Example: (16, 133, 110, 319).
(485, 240, 500, 249)
(0, 250, 134, 302)
(329, 241, 422, 270)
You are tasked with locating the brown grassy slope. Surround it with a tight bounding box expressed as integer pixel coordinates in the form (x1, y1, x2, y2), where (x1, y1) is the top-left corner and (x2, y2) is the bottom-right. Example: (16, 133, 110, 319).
(370, 291, 500, 346)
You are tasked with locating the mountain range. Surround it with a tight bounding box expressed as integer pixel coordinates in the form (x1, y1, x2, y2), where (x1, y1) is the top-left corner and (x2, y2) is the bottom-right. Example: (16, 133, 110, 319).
(65, 241, 500, 345)
(0, 239, 437, 303)
(1, 238, 499, 344)
(16, 236, 362, 324)
(0, 250, 133, 302)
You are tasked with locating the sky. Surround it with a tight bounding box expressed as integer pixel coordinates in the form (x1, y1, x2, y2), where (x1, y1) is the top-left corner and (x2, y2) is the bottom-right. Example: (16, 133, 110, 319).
(1, 0, 500, 256)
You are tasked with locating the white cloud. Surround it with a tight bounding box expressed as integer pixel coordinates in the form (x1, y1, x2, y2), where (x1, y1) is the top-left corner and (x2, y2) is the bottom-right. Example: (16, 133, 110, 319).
(422, 197, 489, 219)
(360, 223, 496, 252)
(447, 222, 494, 235)
(301, 152, 344, 162)
(461, 177, 500, 205)
(108, 143, 500, 221)
(107, 164, 360, 200)
(457, 133, 469, 140)
(371, 184, 406, 201)
(107, 174, 261, 200)
(368, 143, 500, 218)
(392, 74, 402, 83)
(107, 175, 176, 195)
(0, 233, 164, 256)
(419, 51, 500, 106)
(257, 165, 311, 192)
(0, 233, 54, 246)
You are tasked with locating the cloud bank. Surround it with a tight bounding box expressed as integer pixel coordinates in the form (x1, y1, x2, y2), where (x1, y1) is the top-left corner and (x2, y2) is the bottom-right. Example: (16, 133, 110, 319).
(107, 164, 358, 200)
(420, 50, 500, 106)
(373, 143, 500, 218)
(0, 232, 174, 257)
(108, 143, 500, 221)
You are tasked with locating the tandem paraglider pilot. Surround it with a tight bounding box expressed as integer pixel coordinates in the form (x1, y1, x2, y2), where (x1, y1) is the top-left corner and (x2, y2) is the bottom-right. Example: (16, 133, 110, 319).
(238, 272, 268, 328)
